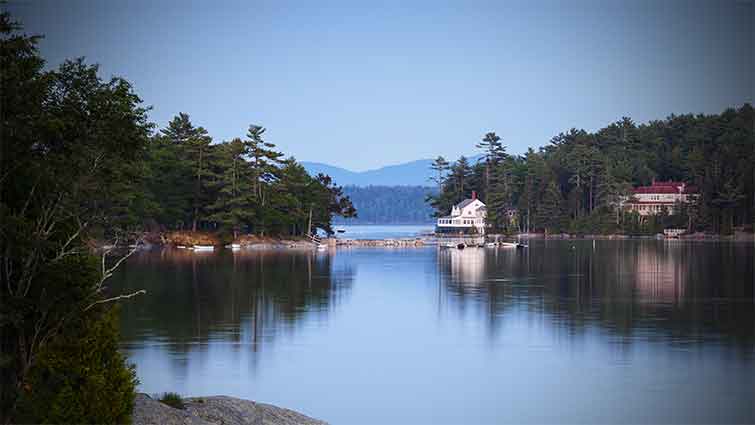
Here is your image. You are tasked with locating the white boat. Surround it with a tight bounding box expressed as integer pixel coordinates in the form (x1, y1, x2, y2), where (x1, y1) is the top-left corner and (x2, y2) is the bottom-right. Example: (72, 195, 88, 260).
(500, 242, 518, 249)
(193, 245, 215, 251)
(486, 242, 498, 247)
(316, 243, 327, 250)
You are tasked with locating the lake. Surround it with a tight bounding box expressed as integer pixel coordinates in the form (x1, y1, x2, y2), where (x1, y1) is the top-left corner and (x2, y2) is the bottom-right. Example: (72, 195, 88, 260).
(329, 224, 434, 239)
(112, 235, 755, 424)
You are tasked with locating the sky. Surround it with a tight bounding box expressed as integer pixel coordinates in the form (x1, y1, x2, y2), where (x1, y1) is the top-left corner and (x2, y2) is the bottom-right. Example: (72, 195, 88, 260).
(8, 0, 753, 171)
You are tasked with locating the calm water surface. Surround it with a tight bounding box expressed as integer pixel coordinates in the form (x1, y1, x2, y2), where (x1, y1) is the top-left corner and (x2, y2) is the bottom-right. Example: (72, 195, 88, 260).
(112, 238, 755, 424)
(332, 224, 434, 239)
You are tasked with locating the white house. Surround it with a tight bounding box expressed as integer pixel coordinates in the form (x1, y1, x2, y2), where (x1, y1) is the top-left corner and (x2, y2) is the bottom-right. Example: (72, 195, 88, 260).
(436, 192, 487, 235)
(624, 181, 697, 216)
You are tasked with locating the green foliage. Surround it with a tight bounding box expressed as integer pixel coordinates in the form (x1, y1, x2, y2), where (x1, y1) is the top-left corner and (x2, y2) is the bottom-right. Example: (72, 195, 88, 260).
(429, 107, 754, 235)
(14, 307, 138, 424)
(1, 11, 151, 422)
(207, 138, 256, 238)
(336, 185, 436, 224)
(140, 118, 357, 237)
(158, 392, 185, 410)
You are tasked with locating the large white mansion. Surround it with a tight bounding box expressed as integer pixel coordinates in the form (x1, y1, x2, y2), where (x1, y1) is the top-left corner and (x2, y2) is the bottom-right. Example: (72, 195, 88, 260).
(624, 181, 697, 216)
(436, 192, 487, 235)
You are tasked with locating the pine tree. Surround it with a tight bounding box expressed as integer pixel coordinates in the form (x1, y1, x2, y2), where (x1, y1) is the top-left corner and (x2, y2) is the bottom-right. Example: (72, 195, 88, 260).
(450, 156, 472, 203)
(537, 179, 565, 234)
(161, 113, 212, 231)
(429, 156, 450, 194)
(244, 125, 283, 235)
(207, 138, 255, 239)
(476, 132, 506, 195)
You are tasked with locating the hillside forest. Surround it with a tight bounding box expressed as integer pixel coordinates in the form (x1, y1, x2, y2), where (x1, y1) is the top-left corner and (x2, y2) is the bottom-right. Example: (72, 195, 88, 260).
(334, 185, 436, 224)
(427, 106, 755, 235)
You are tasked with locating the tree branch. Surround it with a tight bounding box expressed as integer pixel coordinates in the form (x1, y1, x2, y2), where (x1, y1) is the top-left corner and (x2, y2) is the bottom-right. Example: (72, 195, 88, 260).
(84, 289, 146, 311)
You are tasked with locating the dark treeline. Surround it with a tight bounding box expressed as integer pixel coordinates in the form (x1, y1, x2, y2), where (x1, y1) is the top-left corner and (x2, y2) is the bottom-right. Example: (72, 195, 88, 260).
(0, 11, 353, 423)
(334, 185, 436, 224)
(136, 114, 356, 238)
(428, 106, 755, 235)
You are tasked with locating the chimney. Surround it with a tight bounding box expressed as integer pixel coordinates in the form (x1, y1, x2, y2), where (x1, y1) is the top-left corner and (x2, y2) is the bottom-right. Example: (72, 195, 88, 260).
(471, 191, 477, 200)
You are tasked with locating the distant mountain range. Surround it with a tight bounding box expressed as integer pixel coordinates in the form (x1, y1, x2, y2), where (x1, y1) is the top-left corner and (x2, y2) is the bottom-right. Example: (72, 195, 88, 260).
(301, 155, 482, 187)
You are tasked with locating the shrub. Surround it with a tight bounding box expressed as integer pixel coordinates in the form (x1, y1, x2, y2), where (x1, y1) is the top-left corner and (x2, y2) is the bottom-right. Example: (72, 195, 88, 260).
(158, 392, 185, 410)
(13, 306, 138, 424)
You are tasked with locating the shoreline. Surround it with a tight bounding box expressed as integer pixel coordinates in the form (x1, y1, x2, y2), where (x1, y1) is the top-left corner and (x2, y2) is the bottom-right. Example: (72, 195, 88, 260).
(133, 393, 327, 425)
(109, 229, 755, 253)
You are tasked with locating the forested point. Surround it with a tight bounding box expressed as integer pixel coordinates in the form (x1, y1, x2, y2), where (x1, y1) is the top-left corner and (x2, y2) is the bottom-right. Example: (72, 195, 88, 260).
(335, 185, 436, 224)
(0, 10, 355, 423)
(428, 109, 755, 236)
(138, 115, 356, 239)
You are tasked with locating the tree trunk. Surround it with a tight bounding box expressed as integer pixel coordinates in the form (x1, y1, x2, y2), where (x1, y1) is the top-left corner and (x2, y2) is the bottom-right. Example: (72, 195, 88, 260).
(193, 146, 203, 232)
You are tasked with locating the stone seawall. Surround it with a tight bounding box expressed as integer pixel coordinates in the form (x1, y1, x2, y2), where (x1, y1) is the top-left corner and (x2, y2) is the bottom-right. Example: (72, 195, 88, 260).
(335, 238, 426, 247)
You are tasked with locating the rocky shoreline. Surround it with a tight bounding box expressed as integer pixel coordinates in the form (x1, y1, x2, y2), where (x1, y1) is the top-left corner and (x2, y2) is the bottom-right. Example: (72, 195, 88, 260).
(104, 230, 754, 253)
(132, 393, 327, 425)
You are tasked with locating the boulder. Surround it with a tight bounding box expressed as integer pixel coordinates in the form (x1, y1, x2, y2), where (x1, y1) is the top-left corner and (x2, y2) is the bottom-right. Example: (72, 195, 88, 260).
(133, 393, 327, 425)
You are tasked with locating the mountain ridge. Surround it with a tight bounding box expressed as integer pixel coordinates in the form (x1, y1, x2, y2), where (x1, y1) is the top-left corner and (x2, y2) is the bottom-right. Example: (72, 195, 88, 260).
(301, 155, 483, 187)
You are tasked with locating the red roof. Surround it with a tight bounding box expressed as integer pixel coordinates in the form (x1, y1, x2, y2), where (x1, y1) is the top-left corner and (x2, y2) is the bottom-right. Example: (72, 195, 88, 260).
(625, 200, 677, 205)
(632, 181, 697, 195)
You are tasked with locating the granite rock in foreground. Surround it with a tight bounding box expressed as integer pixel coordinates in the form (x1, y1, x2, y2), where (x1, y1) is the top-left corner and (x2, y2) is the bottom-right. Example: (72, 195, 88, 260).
(133, 393, 328, 425)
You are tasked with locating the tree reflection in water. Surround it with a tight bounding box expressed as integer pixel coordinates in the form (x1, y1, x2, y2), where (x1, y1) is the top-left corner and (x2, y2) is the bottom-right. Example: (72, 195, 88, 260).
(437, 241, 754, 354)
(110, 248, 354, 379)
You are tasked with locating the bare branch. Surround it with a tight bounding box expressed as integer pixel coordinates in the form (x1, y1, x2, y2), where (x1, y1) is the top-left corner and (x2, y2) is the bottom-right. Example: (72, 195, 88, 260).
(51, 221, 87, 263)
(97, 233, 143, 290)
(84, 289, 146, 311)
(20, 181, 39, 217)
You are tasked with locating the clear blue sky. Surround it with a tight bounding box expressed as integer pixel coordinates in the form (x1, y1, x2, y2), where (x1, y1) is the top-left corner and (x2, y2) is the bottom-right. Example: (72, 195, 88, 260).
(8, 0, 753, 171)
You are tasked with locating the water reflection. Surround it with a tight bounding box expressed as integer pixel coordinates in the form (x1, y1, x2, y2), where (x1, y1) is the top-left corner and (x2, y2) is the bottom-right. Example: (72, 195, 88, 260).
(437, 241, 754, 354)
(112, 249, 353, 359)
(112, 241, 754, 424)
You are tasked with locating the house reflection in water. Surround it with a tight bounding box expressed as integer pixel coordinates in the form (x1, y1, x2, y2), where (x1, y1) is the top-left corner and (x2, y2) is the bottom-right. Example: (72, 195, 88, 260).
(438, 248, 487, 285)
(632, 242, 687, 304)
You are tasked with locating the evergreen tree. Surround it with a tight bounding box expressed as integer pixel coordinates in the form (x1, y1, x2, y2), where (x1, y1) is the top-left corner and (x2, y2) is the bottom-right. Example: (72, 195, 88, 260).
(476, 131, 506, 195)
(429, 156, 450, 194)
(244, 125, 283, 235)
(450, 156, 472, 203)
(207, 138, 255, 238)
(161, 113, 213, 231)
(537, 179, 565, 234)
